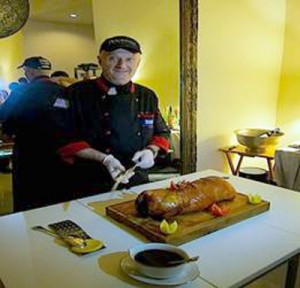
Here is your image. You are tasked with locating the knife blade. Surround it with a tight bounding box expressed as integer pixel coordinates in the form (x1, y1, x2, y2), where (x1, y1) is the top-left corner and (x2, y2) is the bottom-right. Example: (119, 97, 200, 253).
(111, 164, 138, 191)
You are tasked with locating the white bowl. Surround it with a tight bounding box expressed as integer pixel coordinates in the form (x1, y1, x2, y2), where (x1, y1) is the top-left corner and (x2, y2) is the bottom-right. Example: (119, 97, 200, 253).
(128, 243, 189, 279)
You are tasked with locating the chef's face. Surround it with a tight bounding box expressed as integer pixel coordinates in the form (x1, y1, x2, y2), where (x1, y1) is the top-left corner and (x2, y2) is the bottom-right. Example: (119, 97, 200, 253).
(98, 49, 141, 85)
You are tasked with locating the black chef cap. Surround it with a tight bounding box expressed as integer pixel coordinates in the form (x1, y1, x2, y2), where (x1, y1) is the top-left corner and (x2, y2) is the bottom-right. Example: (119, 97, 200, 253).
(100, 36, 142, 54)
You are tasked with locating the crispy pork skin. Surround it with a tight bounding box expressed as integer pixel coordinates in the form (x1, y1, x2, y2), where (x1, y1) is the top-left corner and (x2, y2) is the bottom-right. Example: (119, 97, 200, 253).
(135, 176, 236, 218)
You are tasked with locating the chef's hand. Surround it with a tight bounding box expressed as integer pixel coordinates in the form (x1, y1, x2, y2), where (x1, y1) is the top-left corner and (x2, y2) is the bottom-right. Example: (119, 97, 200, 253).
(132, 149, 155, 169)
(102, 154, 126, 181)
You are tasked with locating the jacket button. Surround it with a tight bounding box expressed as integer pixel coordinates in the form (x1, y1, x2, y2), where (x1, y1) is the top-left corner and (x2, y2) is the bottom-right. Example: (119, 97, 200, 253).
(104, 112, 109, 117)
(105, 130, 111, 135)
(137, 132, 141, 136)
(105, 148, 111, 153)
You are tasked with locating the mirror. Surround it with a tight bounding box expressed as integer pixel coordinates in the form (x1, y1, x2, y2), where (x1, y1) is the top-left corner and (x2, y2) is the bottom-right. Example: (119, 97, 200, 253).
(0, 0, 198, 180)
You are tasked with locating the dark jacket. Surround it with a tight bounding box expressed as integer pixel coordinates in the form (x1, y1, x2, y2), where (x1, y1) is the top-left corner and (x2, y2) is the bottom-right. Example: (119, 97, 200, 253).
(56, 76, 170, 196)
(0, 76, 71, 212)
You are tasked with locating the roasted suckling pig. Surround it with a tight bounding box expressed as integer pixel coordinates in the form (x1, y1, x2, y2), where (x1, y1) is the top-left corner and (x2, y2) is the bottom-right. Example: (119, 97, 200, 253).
(135, 176, 236, 218)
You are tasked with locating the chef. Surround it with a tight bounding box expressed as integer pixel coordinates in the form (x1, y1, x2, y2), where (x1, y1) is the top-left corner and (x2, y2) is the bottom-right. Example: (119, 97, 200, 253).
(56, 35, 170, 197)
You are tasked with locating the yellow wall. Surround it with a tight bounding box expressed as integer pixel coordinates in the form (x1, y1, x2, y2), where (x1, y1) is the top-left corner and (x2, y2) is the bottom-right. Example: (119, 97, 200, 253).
(3, 1, 298, 175)
(92, 0, 179, 112)
(276, 0, 300, 146)
(197, 0, 286, 171)
(23, 20, 96, 77)
(0, 32, 24, 90)
(0, 20, 96, 87)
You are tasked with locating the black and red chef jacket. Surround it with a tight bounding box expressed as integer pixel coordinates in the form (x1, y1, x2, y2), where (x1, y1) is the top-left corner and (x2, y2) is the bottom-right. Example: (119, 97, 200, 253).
(55, 76, 170, 196)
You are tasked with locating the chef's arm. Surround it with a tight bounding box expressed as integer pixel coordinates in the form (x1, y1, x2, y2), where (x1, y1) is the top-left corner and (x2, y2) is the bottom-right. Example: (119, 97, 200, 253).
(58, 144, 126, 181)
(74, 147, 107, 163)
(74, 148, 126, 181)
(148, 136, 169, 154)
(148, 109, 171, 155)
(57, 141, 106, 165)
(146, 144, 160, 158)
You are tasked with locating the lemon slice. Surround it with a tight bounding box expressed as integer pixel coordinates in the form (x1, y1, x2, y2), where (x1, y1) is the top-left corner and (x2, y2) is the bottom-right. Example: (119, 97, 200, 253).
(248, 194, 262, 204)
(159, 219, 178, 235)
(71, 239, 104, 254)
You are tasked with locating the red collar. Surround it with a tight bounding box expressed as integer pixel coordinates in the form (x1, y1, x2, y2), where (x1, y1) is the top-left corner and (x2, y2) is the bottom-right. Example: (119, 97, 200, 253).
(95, 76, 135, 94)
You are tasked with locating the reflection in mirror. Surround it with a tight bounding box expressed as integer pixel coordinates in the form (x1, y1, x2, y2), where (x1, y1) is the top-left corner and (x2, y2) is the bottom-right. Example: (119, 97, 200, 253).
(0, 0, 198, 214)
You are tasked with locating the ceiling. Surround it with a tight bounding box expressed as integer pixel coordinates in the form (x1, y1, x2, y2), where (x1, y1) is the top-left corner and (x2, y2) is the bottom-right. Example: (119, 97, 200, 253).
(29, 0, 93, 25)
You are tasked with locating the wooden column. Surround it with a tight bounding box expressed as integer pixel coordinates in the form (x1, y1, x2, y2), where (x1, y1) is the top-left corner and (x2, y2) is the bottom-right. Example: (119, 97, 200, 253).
(180, 0, 198, 174)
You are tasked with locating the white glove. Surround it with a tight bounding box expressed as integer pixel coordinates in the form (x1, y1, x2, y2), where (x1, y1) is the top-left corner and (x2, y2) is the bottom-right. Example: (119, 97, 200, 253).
(102, 154, 126, 181)
(132, 149, 155, 169)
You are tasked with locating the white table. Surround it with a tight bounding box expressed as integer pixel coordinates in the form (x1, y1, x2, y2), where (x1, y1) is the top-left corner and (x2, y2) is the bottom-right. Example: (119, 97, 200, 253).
(2, 169, 300, 287)
(78, 169, 300, 287)
(0, 197, 211, 288)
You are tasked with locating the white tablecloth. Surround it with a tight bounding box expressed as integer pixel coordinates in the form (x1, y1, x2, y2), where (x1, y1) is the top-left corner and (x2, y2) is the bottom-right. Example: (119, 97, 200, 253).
(275, 147, 300, 191)
(2, 170, 300, 287)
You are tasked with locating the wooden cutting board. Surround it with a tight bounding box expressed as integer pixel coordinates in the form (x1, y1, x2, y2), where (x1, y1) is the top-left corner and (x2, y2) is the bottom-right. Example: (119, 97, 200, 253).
(106, 193, 270, 245)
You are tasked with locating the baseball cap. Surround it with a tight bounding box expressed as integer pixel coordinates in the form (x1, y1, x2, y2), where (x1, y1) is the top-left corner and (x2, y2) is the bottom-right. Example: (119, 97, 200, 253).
(17, 56, 52, 70)
(100, 36, 142, 54)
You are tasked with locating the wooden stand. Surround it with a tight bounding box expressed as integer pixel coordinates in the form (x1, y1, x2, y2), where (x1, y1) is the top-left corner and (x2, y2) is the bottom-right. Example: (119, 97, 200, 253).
(219, 145, 275, 182)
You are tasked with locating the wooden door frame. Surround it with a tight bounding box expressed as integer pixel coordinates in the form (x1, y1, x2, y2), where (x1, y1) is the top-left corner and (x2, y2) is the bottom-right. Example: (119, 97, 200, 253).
(180, 0, 198, 174)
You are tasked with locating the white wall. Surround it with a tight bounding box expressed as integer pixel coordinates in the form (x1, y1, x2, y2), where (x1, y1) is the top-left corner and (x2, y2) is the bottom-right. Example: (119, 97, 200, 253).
(23, 20, 97, 77)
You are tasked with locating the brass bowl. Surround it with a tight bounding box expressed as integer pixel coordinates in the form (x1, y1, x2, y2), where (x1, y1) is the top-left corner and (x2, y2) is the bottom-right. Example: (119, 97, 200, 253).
(235, 128, 284, 152)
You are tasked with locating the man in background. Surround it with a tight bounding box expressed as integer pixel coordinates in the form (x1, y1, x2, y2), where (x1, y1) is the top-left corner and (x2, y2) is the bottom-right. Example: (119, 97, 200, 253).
(50, 70, 78, 87)
(56, 35, 170, 197)
(0, 56, 70, 212)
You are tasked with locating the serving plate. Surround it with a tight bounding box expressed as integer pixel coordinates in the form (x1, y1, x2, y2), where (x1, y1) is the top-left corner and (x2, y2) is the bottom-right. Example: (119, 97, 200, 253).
(120, 255, 199, 286)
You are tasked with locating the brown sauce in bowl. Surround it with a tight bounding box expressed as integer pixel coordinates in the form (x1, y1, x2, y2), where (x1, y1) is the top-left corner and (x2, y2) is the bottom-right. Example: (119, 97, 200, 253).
(134, 249, 184, 267)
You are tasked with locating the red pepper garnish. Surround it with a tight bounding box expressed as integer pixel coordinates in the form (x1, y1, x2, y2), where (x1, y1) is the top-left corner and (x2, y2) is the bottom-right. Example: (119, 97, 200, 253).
(170, 181, 178, 190)
(210, 203, 230, 217)
(169, 180, 191, 191)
